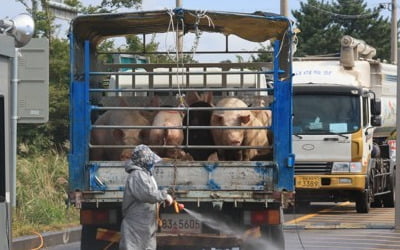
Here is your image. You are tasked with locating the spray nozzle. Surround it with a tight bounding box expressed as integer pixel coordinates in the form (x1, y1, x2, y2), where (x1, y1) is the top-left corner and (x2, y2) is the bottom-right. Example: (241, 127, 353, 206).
(173, 201, 185, 213)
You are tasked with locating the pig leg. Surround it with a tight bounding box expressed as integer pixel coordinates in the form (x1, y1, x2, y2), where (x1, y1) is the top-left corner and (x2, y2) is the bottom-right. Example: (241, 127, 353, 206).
(207, 152, 219, 161)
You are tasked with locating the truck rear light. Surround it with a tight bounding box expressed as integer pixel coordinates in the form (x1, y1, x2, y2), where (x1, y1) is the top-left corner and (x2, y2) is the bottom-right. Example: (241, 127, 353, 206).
(244, 209, 280, 226)
(252, 209, 280, 225)
(81, 209, 118, 225)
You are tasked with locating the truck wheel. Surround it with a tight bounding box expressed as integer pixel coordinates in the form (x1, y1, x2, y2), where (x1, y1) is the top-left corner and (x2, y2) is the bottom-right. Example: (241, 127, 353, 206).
(370, 199, 382, 208)
(382, 191, 395, 207)
(241, 224, 284, 250)
(383, 168, 395, 207)
(81, 225, 119, 250)
(355, 190, 370, 213)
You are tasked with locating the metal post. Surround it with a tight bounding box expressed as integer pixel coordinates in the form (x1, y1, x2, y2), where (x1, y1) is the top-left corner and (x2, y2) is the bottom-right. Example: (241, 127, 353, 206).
(391, 0, 397, 64)
(0, 34, 15, 250)
(280, 0, 289, 17)
(396, 49, 400, 231)
(10, 49, 18, 208)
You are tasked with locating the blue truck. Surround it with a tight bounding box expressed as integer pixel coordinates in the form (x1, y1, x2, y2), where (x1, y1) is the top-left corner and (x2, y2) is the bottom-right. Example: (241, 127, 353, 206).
(68, 9, 294, 249)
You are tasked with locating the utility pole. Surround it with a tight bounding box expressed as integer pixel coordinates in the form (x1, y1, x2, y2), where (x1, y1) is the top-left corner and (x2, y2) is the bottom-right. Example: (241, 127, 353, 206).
(280, 0, 289, 17)
(176, 0, 183, 57)
(391, 0, 397, 64)
(396, 46, 400, 232)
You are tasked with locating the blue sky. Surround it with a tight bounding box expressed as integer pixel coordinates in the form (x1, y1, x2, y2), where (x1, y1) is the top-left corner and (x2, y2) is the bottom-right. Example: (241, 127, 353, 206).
(0, 0, 393, 58)
(0, 0, 392, 21)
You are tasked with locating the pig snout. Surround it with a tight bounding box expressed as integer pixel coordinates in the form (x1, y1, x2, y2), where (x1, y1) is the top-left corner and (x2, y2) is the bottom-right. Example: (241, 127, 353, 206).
(224, 130, 244, 146)
(230, 139, 242, 146)
(120, 149, 133, 161)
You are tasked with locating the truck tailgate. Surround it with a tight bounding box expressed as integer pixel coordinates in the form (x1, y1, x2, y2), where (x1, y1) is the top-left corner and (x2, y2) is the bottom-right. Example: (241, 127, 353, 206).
(89, 161, 276, 192)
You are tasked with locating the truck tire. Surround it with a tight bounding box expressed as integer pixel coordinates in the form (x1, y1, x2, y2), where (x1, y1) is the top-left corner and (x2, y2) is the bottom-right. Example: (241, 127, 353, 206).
(81, 225, 119, 250)
(383, 168, 395, 207)
(382, 190, 395, 207)
(355, 190, 370, 213)
(370, 199, 382, 208)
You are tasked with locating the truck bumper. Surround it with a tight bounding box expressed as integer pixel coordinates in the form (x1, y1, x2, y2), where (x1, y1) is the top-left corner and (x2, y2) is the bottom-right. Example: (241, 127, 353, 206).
(295, 174, 367, 202)
(295, 174, 366, 191)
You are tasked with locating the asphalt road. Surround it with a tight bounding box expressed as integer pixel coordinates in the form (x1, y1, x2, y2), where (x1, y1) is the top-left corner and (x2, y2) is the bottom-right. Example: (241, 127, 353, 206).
(16, 202, 399, 250)
(284, 201, 395, 229)
(45, 229, 400, 250)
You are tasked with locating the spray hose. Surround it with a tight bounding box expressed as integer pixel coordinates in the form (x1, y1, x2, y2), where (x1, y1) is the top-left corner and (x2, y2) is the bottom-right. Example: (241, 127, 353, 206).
(158, 201, 185, 228)
(173, 200, 185, 213)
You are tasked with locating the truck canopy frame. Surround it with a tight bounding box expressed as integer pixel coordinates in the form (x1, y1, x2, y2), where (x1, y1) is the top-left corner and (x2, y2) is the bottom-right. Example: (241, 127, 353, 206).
(68, 9, 294, 203)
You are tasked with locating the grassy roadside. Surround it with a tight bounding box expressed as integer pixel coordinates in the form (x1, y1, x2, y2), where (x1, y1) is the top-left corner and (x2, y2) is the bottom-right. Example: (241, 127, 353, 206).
(12, 148, 79, 237)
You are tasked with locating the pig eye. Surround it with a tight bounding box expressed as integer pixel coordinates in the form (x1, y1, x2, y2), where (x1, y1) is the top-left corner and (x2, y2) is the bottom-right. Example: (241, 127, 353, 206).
(213, 115, 224, 122)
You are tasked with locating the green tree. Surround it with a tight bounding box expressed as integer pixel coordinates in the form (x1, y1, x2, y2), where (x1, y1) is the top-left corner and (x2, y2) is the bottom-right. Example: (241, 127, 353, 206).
(15, 0, 142, 152)
(292, 0, 391, 60)
(251, 44, 273, 62)
(292, 0, 341, 56)
(123, 34, 197, 63)
(331, 0, 391, 60)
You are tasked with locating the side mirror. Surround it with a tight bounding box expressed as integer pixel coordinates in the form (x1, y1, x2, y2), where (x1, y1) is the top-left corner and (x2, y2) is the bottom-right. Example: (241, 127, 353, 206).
(371, 115, 382, 127)
(371, 98, 381, 116)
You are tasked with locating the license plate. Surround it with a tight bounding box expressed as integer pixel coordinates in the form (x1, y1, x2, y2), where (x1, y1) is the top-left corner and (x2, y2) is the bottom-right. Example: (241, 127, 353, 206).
(296, 176, 321, 188)
(160, 213, 202, 233)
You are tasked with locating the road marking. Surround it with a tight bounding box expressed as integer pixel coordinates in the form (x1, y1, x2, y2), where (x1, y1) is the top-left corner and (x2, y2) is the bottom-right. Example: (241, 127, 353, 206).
(284, 201, 351, 225)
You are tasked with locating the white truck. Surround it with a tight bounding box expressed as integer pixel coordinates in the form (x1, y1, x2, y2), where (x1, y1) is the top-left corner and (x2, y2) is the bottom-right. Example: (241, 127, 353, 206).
(292, 35, 396, 213)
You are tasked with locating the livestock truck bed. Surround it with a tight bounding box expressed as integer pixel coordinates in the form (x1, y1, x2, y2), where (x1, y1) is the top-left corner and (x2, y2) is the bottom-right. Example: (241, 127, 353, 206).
(68, 9, 294, 249)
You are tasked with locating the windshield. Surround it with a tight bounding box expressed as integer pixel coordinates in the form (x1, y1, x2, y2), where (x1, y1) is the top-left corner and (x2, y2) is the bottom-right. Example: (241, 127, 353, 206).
(293, 95, 361, 134)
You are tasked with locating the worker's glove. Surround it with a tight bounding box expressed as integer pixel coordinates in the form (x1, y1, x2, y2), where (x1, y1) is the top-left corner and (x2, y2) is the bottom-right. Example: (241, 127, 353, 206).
(165, 194, 173, 206)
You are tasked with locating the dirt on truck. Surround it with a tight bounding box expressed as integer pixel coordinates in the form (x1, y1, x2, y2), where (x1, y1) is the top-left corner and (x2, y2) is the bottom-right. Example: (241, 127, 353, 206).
(68, 9, 294, 250)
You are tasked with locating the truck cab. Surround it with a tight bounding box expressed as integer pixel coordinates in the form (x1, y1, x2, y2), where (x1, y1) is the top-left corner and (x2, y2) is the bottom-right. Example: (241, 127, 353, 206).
(292, 36, 396, 213)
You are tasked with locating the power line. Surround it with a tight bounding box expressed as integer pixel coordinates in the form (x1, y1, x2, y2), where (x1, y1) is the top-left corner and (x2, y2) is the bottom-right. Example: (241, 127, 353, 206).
(294, 0, 383, 20)
(308, 3, 382, 20)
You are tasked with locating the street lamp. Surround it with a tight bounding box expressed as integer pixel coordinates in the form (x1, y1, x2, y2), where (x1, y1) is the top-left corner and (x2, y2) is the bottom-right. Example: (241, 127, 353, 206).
(0, 13, 34, 47)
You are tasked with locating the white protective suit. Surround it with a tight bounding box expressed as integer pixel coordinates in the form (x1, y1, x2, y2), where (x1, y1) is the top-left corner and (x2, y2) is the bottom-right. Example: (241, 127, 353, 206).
(119, 145, 170, 250)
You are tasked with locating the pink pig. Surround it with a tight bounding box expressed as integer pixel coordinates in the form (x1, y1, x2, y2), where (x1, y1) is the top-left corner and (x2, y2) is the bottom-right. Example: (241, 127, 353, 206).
(148, 108, 192, 160)
(90, 98, 152, 161)
(210, 97, 269, 161)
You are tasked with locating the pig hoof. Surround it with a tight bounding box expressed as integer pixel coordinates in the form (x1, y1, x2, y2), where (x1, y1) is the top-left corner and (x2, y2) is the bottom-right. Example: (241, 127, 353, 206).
(207, 152, 219, 161)
(183, 153, 194, 161)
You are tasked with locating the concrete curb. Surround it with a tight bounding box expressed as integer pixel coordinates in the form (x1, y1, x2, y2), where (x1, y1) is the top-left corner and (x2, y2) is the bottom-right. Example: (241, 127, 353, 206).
(12, 226, 81, 250)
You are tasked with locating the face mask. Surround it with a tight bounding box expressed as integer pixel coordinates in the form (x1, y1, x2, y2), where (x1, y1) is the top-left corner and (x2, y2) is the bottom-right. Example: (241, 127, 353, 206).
(145, 163, 155, 172)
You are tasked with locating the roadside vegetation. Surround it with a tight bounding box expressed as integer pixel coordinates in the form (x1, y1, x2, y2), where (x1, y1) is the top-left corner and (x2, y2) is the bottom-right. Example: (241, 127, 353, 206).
(13, 147, 79, 237)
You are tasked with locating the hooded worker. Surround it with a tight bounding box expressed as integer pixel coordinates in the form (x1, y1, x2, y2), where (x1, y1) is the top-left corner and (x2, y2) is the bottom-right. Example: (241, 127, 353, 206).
(120, 144, 173, 250)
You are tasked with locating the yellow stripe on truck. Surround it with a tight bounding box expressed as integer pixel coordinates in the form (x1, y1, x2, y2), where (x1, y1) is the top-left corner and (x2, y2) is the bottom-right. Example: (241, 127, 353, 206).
(351, 129, 363, 162)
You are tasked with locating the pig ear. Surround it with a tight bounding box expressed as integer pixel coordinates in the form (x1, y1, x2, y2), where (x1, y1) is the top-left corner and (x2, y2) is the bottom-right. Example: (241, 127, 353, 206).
(212, 114, 224, 123)
(240, 114, 251, 124)
(185, 91, 201, 106)
(203, 92, 214, 105)
(113, 129, 125, 140)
